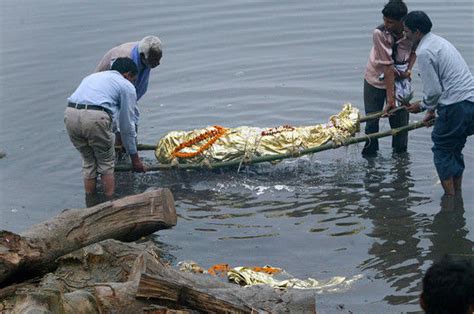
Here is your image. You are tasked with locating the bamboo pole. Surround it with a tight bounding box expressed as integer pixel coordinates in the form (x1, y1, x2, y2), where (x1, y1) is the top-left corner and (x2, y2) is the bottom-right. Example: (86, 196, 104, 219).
(359, 106, 405, 123)
(115, 119, 432, 172)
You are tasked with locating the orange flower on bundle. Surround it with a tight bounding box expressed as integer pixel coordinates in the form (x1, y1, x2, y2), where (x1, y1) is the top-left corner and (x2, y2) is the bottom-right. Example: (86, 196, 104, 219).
(172, 125, 228, 159)
(261, 124, 295, 137)
(208, 263, 230, 277)
(250, 266, 282, 275)
(207, 264, 281, 277)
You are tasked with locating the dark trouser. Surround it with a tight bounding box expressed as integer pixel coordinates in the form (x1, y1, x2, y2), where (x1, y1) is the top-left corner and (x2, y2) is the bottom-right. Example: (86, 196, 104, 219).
(362, 80, 409, 155)
(432, 100, 474, 181)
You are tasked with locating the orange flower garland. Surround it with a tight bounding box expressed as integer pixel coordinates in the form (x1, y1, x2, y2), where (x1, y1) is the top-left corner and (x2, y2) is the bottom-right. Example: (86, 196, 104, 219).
(207, 264, 281, 277)
(249, 266, 282, 275)
(172, 125, 228, 159)
(261, 124, 295, 136)
(208, 263, 230, 277)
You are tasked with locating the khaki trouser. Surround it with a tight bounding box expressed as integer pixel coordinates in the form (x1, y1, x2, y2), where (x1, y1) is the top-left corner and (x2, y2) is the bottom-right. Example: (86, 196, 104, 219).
(64, 107, 115, 179)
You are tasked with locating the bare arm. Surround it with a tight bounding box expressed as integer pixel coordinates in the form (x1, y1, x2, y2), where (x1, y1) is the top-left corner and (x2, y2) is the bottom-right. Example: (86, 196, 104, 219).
(407, 50, 416, 70)
(383, 64, 396, 114)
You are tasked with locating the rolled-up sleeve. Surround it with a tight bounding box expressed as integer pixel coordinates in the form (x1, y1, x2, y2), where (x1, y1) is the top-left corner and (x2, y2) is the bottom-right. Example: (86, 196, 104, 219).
(118, 84, 139, 155)
(373, 30, 393, 66)
(418, 51, 442, 110)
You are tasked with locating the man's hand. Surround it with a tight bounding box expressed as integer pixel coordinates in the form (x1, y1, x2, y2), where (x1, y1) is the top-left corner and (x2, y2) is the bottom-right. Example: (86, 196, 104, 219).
(423, 111, 436, 127)
(130, 153, 146, 173)
(405, 101, 423, 113)
(398, 70, 412, 81)
(382, 101, 396, 117)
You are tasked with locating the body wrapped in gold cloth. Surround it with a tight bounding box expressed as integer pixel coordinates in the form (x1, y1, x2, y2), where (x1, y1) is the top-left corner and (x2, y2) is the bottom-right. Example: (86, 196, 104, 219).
(155, 103, 360, 164)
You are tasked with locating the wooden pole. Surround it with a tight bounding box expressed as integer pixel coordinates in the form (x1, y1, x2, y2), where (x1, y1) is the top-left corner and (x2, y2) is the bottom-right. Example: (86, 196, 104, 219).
(116, 119, 432, 172)
(359, 106, 406, 123)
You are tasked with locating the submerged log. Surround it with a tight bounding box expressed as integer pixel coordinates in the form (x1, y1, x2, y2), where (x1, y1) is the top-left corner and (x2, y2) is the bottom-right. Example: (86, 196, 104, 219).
(136, 273, 252, 313)
(0, 188, 176, 287)
(1, 240, 316, 313)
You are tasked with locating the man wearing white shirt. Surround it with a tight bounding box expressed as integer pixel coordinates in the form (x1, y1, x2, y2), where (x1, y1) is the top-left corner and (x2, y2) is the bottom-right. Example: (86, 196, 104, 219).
(404, 11, 474, 196)
(65, 57, 145, 206)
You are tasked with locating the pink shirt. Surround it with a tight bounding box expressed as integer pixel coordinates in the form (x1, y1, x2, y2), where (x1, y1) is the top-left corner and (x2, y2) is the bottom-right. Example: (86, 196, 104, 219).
(364, 26, 414, 89)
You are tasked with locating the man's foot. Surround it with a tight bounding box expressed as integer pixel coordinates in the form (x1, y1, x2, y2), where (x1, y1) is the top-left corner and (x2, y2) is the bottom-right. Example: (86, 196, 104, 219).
(441, 178, 456, 196)
(362, 150, 378, 158)
(453, 175, 462, 194)
(392, 146, 407, 154)
(85, 193, 100, 208)
(440, 193, 464, 211)
(105, 193, 115, 202)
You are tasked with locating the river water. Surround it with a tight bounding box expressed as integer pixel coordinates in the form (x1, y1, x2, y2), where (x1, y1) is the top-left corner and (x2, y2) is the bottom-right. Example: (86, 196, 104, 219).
(1, 0, 473, 312)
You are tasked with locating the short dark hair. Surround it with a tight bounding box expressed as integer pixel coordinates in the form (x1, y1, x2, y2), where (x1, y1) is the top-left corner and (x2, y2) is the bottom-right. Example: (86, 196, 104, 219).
(404, 11, 433, 34)
(382, 0, 408, 21)
(111, 57, 138, 75)
(421, 256, 474, 314)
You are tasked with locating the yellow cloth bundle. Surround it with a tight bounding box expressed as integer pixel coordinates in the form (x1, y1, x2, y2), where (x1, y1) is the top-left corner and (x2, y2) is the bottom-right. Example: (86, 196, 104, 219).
(155, 103, 360, 164)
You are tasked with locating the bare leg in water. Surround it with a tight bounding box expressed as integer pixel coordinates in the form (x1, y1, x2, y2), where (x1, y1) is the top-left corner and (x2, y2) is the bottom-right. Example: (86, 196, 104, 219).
(101, 173, 115, 201)
(441, 175, 462, 197)
(454, 175, 462, 194)
(84, 177, 99, 207)
(84, 174, 115, 207)
(441, 178, 455, 196)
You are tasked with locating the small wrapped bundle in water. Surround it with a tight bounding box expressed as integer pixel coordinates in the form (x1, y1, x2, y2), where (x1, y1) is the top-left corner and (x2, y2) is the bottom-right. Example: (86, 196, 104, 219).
(155, 103, 360, 165)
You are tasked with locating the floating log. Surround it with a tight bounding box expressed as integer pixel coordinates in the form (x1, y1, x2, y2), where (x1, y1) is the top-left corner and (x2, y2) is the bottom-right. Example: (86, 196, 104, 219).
(0, 188, 177, 287)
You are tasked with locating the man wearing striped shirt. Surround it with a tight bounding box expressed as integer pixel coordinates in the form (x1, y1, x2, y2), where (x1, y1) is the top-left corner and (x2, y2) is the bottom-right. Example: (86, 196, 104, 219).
(362, 0, 416, 157)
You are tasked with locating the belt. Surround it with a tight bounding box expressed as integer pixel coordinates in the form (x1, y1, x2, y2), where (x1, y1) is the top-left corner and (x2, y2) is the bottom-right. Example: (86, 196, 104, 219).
(68, 102, 112, 116)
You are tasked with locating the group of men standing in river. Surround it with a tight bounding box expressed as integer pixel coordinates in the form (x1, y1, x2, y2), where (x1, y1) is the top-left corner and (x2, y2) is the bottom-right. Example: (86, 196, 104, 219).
(64, 0, 473, 206)
(363, 0, 474, 197)
(64, 36, 162, 206)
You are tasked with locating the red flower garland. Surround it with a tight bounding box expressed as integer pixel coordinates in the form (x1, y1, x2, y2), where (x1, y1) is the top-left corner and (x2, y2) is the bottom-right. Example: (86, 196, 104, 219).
(172, 126, 228, 159)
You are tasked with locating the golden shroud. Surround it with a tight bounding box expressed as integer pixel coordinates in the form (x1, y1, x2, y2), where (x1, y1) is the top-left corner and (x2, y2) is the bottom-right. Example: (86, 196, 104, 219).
(155, 103, 360, 164)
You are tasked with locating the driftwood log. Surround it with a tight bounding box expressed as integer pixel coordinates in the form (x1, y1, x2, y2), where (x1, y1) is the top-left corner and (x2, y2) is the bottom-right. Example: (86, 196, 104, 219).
(0, 188, 176, 287)
(0, 240, 317, 313)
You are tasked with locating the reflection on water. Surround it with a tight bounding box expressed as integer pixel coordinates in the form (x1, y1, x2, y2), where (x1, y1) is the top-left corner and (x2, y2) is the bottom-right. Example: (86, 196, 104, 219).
(146, 152, 472, 310)
(426, 195, 473, 265)
(359, 155, 473, 306)
(359, 153, 426, 305)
